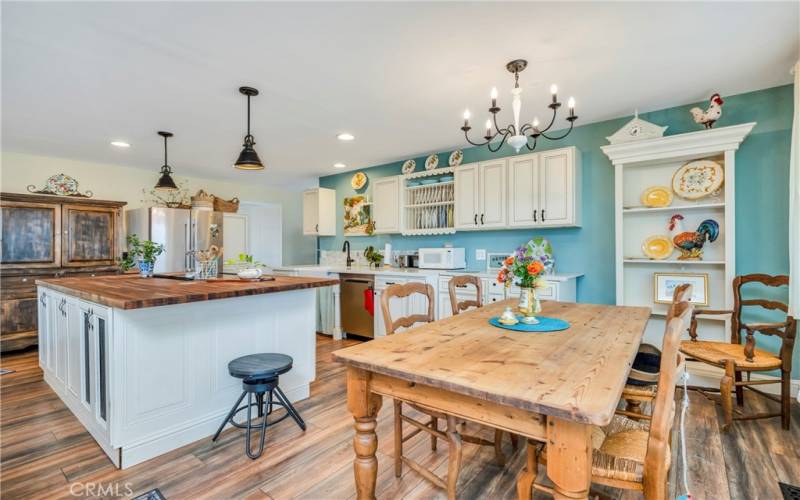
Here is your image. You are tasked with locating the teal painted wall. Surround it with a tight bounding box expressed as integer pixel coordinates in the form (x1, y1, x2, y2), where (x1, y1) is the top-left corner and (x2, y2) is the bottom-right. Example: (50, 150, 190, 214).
(320, 84, 796, 375)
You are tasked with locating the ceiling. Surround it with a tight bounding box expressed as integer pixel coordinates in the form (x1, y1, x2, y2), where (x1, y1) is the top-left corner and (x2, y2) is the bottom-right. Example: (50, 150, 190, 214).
(2, 2, 798, 189)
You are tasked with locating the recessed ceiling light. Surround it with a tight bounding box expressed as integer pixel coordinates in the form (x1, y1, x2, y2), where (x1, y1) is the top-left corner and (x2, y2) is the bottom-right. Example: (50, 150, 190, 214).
(110, 141, 131, 148)
(333, 163, 347, 169)
(336, 132, 355, 141)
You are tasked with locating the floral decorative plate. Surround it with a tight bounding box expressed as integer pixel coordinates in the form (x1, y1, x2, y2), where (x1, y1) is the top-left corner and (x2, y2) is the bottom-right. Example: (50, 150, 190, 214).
(449, 150, 463, 167)
(351, 171, 368, 190)
(425, 154, 439, 170)
(401, 159, 416, 174)
(640, 186, 673, 208)
(525, 237, 555, 273)
(642, 235, 673, 260)
(672, 160, 724, 200)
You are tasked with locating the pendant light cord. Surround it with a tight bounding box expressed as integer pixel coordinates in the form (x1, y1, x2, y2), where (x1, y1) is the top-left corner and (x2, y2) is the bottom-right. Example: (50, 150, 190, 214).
(163, 134, 168, 166)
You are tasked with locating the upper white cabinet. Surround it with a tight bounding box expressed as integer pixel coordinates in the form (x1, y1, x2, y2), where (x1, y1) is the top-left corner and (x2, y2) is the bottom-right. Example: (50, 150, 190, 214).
(303, 188, 336, 236)
(455, 160, 507, 230)
(372, 176, 401, 234)
(507, 146, 581, 228)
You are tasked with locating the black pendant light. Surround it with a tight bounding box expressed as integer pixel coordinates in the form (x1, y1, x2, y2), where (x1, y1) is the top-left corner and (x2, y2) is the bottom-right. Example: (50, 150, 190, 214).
(233, 86, 264, 170)
(154, 131, 179, 191)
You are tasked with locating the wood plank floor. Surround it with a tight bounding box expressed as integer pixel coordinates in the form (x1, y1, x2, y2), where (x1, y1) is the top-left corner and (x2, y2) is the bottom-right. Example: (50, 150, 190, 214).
(1, 335, 798, 500)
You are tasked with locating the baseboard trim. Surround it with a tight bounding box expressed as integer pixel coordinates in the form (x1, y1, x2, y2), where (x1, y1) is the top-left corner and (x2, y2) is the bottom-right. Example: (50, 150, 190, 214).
(119, 383, 310, 469)
(685, 361, 799, 398)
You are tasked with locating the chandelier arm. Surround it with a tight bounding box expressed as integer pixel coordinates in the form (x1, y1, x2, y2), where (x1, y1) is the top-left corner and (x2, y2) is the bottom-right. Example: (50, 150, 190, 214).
(539, 121, 575, 141)
(463, 129, 491, 147)
(540, 106, 559, 133)
(488, 131, 511, 153)
(519, 123, 532, 135)
(524, 135, 539, 151)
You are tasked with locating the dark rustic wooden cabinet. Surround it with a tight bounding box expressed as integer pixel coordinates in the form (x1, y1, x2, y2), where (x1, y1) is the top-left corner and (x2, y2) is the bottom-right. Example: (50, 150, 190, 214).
(0, 193, 126, 352)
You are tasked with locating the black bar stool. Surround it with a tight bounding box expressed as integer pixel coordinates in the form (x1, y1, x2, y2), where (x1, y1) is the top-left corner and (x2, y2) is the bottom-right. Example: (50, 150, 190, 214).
(212, 353, 306, 459)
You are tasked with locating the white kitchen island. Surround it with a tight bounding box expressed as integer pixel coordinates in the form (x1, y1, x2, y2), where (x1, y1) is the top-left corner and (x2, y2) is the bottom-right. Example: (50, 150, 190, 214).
(35, 274, 338, 469)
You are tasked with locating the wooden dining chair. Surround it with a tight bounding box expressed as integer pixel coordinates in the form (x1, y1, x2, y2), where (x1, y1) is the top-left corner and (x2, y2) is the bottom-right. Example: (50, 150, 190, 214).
(381, 282, 507, 499)
(679, 274, 796, 430)
(519, 297, 694, 500)
(622, 283, 692, 420)
(448, 275, 483, 316)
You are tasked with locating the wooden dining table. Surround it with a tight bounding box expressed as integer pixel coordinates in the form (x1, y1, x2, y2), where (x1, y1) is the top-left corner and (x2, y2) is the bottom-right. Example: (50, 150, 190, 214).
(332, 299, 651, 500)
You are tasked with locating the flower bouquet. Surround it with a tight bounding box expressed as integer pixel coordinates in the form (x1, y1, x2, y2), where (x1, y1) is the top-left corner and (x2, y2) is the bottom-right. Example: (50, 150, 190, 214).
(497, 245, 547, 324)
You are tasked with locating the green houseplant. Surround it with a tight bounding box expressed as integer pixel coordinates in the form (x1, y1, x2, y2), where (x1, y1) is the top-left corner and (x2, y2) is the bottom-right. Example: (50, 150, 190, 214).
(121, 234, 165, 277)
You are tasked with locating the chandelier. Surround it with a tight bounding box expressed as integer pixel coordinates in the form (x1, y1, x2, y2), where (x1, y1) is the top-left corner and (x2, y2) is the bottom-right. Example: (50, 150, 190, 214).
(460, 59, 578, 153)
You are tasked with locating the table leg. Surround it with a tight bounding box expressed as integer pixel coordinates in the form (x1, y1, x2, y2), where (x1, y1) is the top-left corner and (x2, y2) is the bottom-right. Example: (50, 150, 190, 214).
(546, 417, 592, 499)
(516, 439, 538, 500)
(347, 367, 383, 500)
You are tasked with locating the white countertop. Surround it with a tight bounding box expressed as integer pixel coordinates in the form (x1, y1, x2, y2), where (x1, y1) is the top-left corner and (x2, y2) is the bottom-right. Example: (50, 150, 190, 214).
(273, 265, 582, 282)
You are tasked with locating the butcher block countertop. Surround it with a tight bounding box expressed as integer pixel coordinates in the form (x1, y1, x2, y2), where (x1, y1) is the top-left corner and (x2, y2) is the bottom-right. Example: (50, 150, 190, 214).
(36, 274, 339, 310)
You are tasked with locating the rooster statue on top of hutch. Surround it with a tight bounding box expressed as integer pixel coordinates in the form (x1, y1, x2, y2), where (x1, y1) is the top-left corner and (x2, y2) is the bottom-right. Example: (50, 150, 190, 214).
(668, 214, 720, 260)
(690, 93, 724, 129)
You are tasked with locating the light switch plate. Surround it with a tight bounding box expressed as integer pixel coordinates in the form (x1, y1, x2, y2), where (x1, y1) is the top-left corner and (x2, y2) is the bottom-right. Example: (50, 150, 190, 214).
(475, 249, 487, 261)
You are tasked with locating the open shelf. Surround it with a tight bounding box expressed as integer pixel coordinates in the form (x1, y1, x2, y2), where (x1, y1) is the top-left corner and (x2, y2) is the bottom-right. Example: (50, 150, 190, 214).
(622, 202, 725, 214)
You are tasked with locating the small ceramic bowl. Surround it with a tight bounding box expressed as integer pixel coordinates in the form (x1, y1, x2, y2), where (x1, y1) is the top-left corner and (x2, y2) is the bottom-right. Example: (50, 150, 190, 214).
(237, 268, 263, 280)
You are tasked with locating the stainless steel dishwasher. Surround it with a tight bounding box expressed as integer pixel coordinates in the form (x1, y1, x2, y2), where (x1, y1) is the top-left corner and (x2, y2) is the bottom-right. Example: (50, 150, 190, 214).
(340, 274, 375, 338)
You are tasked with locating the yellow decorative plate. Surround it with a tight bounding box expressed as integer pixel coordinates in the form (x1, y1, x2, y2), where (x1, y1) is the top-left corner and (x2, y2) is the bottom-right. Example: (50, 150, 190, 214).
(351, 171, 367, 190)
(640, 186, 673, 208)
(672, 160, 724, 200)
(642, 235, 674, 260)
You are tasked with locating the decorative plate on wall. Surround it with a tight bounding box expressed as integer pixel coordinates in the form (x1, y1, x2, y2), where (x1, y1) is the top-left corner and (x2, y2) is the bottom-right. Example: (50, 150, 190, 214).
(640, 186, 673, 208)
(425, 154, 439, 170)
(351, 171, 368, 190)
(672, 160, 724, 200)
(448, 150, 463, 167)
(642, 235, 674, 260)
(401, 159, 416, 174)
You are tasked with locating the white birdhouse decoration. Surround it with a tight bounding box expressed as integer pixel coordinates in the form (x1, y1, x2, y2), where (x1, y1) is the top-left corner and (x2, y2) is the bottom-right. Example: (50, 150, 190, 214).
(606, 110, 668, 144)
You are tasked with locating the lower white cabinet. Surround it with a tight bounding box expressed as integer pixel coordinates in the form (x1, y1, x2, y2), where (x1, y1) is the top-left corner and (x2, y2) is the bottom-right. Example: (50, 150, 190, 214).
(37, 287, 115, 464)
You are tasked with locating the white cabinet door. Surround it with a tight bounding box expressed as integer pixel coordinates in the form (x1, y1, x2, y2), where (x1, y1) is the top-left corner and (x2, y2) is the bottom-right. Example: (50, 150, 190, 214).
(374, 277, 406, 336)
(479, 160, 507, 228)
(405, 278, 431, 321)
(539, 148, 573, 226)
(302, 190, 319, 235)
(223, 213, 248, 271)
(372, 176, 400, 234)
(65, 297, 82, 400)
(507, 155, 538, 227)
(54, 294, 68, 385)
(438, 294, 453, 320)
(455, 164, 480, 229)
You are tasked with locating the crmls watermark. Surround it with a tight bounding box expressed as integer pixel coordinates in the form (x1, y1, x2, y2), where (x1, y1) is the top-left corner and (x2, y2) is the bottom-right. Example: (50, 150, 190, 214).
(69, 481, 134, 497)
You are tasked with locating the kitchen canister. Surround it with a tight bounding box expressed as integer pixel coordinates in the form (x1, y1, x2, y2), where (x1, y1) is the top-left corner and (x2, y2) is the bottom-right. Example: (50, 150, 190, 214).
(384, 243, 392, 267)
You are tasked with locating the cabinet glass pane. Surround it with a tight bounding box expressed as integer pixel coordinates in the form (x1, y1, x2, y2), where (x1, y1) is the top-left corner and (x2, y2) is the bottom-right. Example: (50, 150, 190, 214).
(67, 209, 113, 262)
(98, 317, 107, 421)
(1, 207, 55, 263)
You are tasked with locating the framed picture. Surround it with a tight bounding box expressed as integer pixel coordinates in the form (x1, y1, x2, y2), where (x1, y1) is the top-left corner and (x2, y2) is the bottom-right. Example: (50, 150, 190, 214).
(486, 252, 509, 272)
(343, 195, 373, 236)
(653, 272, 709, 306)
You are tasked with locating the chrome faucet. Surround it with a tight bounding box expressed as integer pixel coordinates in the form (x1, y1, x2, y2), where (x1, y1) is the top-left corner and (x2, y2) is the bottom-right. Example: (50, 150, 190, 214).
(342, 240, 354, 268)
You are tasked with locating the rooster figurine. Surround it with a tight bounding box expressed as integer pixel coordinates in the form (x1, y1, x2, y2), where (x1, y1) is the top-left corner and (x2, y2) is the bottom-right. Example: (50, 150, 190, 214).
(690, 93, 724, 129)
(669, 214, 719, 260)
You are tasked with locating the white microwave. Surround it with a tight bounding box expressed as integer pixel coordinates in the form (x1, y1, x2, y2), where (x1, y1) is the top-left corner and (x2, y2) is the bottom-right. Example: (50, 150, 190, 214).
(418, 248, 466, 270)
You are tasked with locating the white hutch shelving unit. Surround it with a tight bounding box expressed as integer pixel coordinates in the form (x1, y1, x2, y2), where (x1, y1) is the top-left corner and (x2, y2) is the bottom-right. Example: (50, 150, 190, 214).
(602, 123, 755, 349)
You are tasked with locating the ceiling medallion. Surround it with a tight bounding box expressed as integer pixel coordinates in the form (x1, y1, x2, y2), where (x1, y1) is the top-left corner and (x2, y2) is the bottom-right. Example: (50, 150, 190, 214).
(234, 86, 264, 170)
(154, 131, 179, 191)
(460, 59, 578, 153)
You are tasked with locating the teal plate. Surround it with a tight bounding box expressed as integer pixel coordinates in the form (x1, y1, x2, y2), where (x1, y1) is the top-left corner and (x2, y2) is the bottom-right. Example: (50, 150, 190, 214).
(488, 316, 570, 332)
(419, 179, 438, 185)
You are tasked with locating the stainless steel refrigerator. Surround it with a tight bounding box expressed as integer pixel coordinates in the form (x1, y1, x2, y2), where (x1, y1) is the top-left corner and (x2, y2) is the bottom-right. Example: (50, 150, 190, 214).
(126, 207, 224, 274)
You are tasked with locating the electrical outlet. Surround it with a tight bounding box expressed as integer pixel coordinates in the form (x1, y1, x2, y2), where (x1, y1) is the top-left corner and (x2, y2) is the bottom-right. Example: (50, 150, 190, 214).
(475, 249, 487, 261)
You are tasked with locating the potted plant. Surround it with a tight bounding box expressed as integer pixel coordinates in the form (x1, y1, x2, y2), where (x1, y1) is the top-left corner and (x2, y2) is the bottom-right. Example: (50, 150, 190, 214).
(121, 234, 165, 277)
(497, 245, 547, 324)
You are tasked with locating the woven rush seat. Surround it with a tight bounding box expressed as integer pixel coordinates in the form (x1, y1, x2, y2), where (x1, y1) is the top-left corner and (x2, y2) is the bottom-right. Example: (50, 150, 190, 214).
(542, 415, 656, 484)
(679, 340, 782, 370)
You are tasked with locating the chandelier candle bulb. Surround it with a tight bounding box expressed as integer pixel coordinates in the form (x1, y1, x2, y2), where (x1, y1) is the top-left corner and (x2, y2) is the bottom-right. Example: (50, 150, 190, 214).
(568, 97, 576, 117)
(550, 84, 558, 104)
(463, 109, 471, 128)
(491, 87, 498, 108)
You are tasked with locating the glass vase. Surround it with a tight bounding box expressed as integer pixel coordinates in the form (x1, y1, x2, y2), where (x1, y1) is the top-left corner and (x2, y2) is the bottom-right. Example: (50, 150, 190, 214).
(518, 287, 542, 325)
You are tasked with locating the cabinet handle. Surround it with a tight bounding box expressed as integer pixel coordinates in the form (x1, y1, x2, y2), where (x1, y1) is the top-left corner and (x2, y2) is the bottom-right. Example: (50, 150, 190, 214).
(541, 209, 545, 222)
(40, 294, 46, 307)
(480, 214, 484, 225)
(474, 214, 477, 225)
(315, 223, 319, 232)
